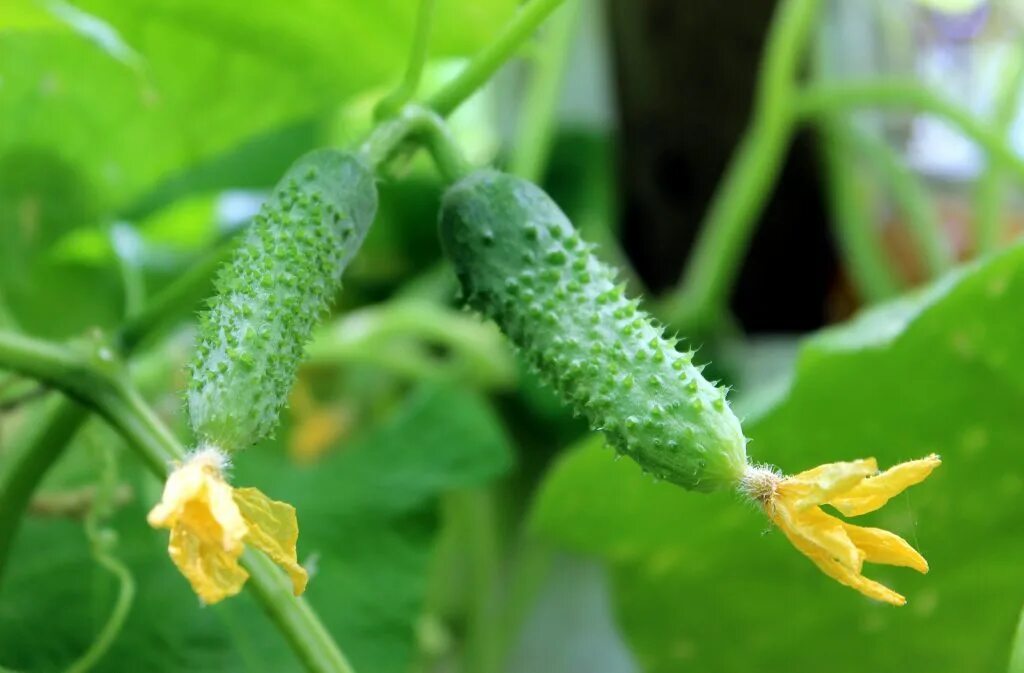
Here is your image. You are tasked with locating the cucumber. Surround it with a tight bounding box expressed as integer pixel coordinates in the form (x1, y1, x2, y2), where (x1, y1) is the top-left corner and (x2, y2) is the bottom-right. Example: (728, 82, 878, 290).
(439, 170, 747, 492)
(187, 149, 377, 451)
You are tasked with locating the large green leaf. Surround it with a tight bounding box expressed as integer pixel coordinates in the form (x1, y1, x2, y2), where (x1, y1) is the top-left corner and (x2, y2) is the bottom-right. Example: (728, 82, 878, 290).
(531, 243, 1024, 672)
(0, 0, 516, 209)
(0, 385, 514, 672)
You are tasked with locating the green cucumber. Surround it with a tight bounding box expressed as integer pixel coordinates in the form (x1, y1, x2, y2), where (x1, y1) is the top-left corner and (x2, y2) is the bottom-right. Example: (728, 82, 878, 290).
(187, 149, 377, 451)
(439, 170, 747, 492)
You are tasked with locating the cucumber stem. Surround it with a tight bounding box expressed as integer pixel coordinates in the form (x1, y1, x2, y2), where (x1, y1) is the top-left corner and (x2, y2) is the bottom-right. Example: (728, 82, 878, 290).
(360, 105, 472, 182)
(658, 0, 821, 332)
(508, 0, 581, 182)
(426, 0, 568, 117)
(374, 0, 438, 120)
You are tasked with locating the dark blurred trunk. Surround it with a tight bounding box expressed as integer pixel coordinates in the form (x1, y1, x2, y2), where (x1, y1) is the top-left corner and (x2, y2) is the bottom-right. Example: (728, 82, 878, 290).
(606, 0, 838, 333)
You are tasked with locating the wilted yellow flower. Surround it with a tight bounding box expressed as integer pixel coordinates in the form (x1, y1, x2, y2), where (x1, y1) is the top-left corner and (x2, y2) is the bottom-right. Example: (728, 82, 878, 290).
(742, 454, 941, 606)
(147, 448, 308, 604)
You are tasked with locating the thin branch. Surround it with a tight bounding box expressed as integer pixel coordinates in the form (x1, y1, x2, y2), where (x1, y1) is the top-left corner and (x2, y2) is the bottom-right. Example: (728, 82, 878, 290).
(795, 79, 1024, 183)
(426, 0, 568, 117)
(657, 0, 823, 331)
(974, 46, 1024, 254)
(817, 120, 903, 302)
(843, 123, 951, 279)
(374, 0, 438, 120)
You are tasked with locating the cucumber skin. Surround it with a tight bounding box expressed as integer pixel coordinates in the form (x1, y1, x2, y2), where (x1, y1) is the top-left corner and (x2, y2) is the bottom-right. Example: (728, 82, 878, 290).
(439, 170, 747, 492)
(187, 149, 377, 450)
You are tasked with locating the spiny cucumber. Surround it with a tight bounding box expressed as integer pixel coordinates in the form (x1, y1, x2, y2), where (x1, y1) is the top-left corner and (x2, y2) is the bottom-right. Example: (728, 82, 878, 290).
(187, 149, 377, 451)
(439, 170, 747, 492)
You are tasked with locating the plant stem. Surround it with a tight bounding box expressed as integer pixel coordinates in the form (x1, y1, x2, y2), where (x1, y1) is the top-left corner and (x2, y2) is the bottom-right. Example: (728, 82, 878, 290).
(426, 0, 567, 117)
(974, 46, 1024, 255)
(242, 551, 357, 673)
(64, 547, 134, 673)
(844, 123, 951, 279)
(374, 0, 438, 120)
(658, 0, 822, 332)
(818, 121, 902, 302)
(305, 299, 516, 389)
(66, 444, 135, 673)
(507, 0, 580, 182)
(118, 241, 235, 352)
(0, 396, 89, 579)
(795, 80, 1024, 183)
(0, 247, 232, 582)
(360, 105, 472, 182)
(450, 489, 502, 673)
(0, 329, 355, 673)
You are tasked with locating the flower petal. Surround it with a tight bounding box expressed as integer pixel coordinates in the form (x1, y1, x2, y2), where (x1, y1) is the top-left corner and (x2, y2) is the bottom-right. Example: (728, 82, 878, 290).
(772, 500, 864, 572)
(233, 487, 309, 596)
(829, 454, 941, 517)
(842, 523, 928, 573)
(148, 450, 251, 604)
(783, 458, 878, 509)
(168, 519, 249, 604)
(779, 523, 907, 606)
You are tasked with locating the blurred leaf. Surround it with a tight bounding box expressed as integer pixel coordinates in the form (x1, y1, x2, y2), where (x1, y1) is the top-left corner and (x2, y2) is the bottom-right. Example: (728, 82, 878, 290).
(0, 147, 121, 336)
(531, 243, 1024, 673)
(1011, 605, 1024, 673)
(0, 0, 517, 210)
(1, 385, 514, 672)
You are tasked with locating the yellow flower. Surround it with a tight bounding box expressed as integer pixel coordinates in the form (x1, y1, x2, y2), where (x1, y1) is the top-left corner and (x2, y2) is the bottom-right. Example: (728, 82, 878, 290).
(742, 454, 941, 606)
(147, 448, 308, 604)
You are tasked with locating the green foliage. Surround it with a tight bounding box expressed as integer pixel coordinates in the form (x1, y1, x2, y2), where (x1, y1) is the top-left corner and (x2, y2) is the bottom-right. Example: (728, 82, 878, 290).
(440, 170, 746, 491)
(0, 385, 513, 672)
(531, 243, 1024, 673)
(0, 0, 515, 336)
(187, 150, 377, 450)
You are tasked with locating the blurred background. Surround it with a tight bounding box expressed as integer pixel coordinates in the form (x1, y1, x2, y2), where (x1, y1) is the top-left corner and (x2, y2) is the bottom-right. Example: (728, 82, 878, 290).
(1, 0, 1023, 672)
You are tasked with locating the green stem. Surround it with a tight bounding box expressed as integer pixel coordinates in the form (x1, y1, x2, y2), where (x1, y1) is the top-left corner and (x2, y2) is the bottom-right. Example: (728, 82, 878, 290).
(493, 539, 552, 667)
(0, 396, 89, 579)
(659, 0, 822, 331)
(426, 0, 567, 117)
(305, 299, 516, 389)
(0, 245, 233, 582)
(818, 120, 902, 302)
(110, 224, 146, 321)
(66, 444, 135, 673)
(449, 489, 502, 673)
(64, 549, 134, 673)
(360, 105, 472, 182)
(975, 46, 1024, 255)
(844, 123, 951, 278)
(118, 240, 235, 352)
(507, 0, 580, 182)
(0, 329, 354, 673)
(795, 80, 1024, 183)
(374, 0, 438, 120)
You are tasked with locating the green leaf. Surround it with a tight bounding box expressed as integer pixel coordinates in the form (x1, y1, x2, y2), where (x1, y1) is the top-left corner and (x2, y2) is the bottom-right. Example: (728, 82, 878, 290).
(531, 243, 1024, 673)
(0, 385, 514, 672)
(1010, 605, 1024, 673)
(0, 0, 517, 209)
